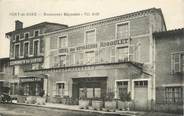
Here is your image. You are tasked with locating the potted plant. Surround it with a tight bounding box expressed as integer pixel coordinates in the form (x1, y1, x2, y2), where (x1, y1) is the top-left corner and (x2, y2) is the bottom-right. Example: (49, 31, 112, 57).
(104, 88, 116, 112)
(78, 88, 89, 109)
(91, 97, 103, 110)
(118, 92, 133, 111)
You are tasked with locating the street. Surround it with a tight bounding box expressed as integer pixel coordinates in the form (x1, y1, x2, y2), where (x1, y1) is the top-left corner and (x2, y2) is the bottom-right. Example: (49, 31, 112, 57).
(0, 103, 115, 116)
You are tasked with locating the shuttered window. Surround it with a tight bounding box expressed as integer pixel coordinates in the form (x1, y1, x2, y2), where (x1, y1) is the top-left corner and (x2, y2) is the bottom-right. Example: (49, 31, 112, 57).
(85, 30, 96, 44)
(116, 23, 129, 39)
(171, 52, 184, 73)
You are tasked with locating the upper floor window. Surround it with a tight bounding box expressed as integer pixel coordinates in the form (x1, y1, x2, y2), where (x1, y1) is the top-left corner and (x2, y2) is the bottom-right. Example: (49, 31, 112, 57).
(75, 52, 84, 65)
(50, 38, 57, 49)
(14, 43, 20, 58)
(116, 22, 129, 39)
(15, 34, 20, 41)
(171, 52, 184, 73)
(59, 36, 67, 48)
(85, 51, 95, 64)
(24, 32, 29, 39)
(24, 42, 29, 57)
(117, 47, 129, 62)
(59, 55, 66, 66)
(85, 29, 96, 44)
(33, 40, 39, 56)
(34, 30, 39, 37)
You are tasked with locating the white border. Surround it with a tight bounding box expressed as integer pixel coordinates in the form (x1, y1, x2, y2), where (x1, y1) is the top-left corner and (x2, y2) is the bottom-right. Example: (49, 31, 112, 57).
(34, 29, 40, 37)
(24, 32, 30, 40)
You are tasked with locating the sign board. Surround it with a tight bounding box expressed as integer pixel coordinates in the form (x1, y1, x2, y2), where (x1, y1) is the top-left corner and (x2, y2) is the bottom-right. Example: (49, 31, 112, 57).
(10, 57, 43, 65)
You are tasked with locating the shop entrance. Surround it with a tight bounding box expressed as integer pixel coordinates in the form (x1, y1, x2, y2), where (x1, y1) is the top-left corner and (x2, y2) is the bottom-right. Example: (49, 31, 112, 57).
(134, 80, 148, 110)
(20, 77, 44, 96)
(72, 77, 107, 100)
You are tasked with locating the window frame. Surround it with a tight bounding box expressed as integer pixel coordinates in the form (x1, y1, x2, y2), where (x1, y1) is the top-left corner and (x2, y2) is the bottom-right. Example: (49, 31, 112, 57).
(24, 32, 30, 39)
(14, 34, 20, 42)
(115, 21, 130, 40)
(34, 30, 40, 37)
(23, 41, 30, 58)
(14, 43, 20, 59)
(171, 51, 184, 74)
(116, 46, 129, 62)
(33, 39, 40, 56)
(58, 35, 68, 48)
(84, 29, 96, 44)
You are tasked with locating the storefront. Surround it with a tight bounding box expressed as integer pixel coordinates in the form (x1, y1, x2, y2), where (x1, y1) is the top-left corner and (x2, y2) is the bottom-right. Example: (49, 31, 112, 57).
(72, 77, 107, 99)
(19, 76, 44, 96)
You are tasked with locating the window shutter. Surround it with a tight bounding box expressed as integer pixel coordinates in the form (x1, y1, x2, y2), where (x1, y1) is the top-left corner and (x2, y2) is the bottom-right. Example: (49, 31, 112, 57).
(110, 46, 115, 62)
(95, 50, 98, 63)
(171, 54, 174, 74)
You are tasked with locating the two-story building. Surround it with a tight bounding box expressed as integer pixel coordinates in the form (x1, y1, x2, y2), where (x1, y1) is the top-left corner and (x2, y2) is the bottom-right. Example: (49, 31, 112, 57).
(153, 28, 184, 113)
(5, 21, 68, 96)
(20, 8, 166, 110)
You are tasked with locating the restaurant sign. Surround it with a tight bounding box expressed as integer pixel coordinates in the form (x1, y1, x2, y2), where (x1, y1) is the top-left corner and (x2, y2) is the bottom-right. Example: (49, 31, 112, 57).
(58, 38, 129, 53)
(20, 77, 43, 83)
(10, 57, 43, 65)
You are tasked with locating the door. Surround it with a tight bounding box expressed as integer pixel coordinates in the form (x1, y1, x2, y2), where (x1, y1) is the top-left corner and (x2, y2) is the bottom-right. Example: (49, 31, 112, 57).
(134, 81, 148, 110)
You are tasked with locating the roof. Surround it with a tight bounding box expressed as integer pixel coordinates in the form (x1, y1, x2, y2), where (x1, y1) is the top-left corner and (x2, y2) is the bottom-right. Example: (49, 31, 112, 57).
(6, 22, 68, 36)
(0, 57, 9, 61)
(45, 7, 166, 36)
(153, 28, 184, 38)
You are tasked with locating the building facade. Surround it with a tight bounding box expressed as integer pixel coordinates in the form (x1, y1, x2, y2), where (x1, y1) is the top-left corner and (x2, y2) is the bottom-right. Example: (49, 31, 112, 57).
(7, 8, 166, 111)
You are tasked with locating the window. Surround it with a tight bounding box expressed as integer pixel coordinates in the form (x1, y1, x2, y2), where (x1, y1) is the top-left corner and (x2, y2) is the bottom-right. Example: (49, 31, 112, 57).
(75, 52, 84, 65)
(14, 44, 20, 58)
(59, 36, 67, 48)
(56, 83, 65, 96)
(171, 52, 184, 73)
(134, 81, 148, 87)
(79, 88, 101, 99)
(116, 81, 128, 98)
(117, 47, 128, 62)
(116, 23, 129, 39)
(34, 30, 39, 37)
(59, 55, 66, 66)
(33, 40, 39, 56)
(85, 51, 95, 64)
(24, 32, 29, 39)
(24, 42, 29, 57)
(69, 53, 75, 65)
(85, 29, 96, 44)
(165, 87, 183, 104)
(50, 38, 57, 49)
(15, 34, 20, 41)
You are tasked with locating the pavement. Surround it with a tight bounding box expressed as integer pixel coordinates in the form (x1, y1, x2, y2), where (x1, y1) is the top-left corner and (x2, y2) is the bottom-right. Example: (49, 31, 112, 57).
(14, 103, 183, 116)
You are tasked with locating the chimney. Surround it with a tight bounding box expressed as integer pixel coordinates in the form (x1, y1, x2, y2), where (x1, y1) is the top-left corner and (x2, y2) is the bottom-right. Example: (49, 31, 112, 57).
(15, 20, 23, 30)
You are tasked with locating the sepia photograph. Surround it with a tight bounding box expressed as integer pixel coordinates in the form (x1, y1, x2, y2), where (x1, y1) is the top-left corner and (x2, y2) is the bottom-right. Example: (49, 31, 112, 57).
(0, 0, 184, 116)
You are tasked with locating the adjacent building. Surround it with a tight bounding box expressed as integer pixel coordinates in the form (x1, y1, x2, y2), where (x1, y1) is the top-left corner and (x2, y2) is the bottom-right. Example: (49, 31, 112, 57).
(5, 21, 68, 96)
(153, 29, 184, 113)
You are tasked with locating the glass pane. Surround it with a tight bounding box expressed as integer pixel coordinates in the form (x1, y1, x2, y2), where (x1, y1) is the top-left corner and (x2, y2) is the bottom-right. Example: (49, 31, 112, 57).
(86, 30, 95, 44)
(94, 88, 101, 98)
(87, 88, 93, 98)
